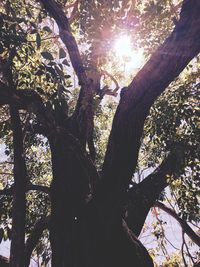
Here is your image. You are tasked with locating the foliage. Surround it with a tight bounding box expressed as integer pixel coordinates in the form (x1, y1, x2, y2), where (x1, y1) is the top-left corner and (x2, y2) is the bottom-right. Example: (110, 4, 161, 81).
(0, 0, 199, 265)
(139, 67, 200, 222)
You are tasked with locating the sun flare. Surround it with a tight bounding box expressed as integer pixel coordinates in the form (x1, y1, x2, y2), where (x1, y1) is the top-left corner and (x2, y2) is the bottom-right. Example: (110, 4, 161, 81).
(114, 35, 144, 70)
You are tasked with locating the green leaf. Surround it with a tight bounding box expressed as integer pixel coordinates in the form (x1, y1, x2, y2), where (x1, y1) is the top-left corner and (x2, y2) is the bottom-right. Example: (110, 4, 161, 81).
(38, 13, 43, 24)
(0, 228, 4, 244)
(7, 226, 11, 240)
(0, 16, 4, 28)
(59, 48, 66, 59)
(36, 33, 41, 49)
(30, 29, 37, 34)
(55, 65, 63, 77)
(35, 69, 44, 76)
(43, 26, 52, 33)
(0, 43, 4, 54)
(41, 52, 54, 60)
(26, 7, 32, 18)
(62, 59, 70, 66)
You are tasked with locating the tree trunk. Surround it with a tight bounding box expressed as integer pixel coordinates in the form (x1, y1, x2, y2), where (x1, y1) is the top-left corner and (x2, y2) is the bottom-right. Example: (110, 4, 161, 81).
(49, 130, 97, 266)
(9, 106, 27, 267)
(46, 1, 200, 266)
(0, 0, 200, 266)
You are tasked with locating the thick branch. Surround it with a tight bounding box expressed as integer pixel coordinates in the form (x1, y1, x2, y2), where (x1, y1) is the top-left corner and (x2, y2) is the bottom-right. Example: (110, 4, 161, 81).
(155, 201, 200, 247)
(39, 0, 93, 145)
(24, 216, 50, 267)
(0, 82, 54, 134)
(39, 0, 87, 86)
(97, 0, 200, 206)
(9, 106, 27, 267)
(1, 54, 28, 267)
(126, 154, 177, 236)
(0, 183, 50, 196)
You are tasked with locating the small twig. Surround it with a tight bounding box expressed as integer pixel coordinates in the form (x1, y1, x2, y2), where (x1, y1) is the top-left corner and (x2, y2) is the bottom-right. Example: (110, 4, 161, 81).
(27, 35, 59, 43)
(183, 232, 195, 264)
(181, 231, 188, 267)
(68, 0, 79, 24)
(101, 70, 120, 93)
(155, 201, 200, 247)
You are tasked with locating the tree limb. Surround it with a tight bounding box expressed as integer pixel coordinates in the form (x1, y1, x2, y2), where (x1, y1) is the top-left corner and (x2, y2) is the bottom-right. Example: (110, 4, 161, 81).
(39, 0, 93, 146)
(0, 81, 54, 134)
(155, 201, 200, 247)
(28, 183, 50, 194)
(68, 0, 79, 24)
(0, 183, 50, 196)
(4, 68, 27, 267)
(39, 0, 87, 86)
(126, 153, 177, 236)
(24, 216, 50, 267)
(100, 70, 120, 98)
(0, 186, 14, 196)
(96, 0, 200, 208)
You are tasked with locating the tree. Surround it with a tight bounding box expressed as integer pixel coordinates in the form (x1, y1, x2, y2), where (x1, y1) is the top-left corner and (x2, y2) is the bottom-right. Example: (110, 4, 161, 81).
(0, 0, 199, 266)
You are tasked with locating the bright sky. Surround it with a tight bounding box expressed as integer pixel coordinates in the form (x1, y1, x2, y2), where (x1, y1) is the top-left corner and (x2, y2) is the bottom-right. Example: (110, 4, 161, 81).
(114, 35, 145, 71)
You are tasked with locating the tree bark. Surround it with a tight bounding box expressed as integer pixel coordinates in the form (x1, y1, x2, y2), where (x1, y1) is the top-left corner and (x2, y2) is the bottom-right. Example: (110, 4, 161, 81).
(1, 0, 200, 266)
(39, 0, 94, 147)
(46, 1, 200, 266)
(48, 129, 99, 266)
(99, 0, 200, 206)
(9, 106, 27, 267)
(0, 56, 28, 267)
(126, 154, 178, 236)
(24, 216, 50, 267)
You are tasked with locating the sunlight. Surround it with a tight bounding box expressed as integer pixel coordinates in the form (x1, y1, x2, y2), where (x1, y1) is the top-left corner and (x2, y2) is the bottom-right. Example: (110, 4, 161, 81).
(114, 35, 132, 57)
(114, 35, 144, 70)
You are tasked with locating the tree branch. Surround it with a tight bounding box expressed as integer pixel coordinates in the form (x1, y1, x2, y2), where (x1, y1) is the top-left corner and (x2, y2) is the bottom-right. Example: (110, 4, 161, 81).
(39, 0, 93, 146)
(0, 81, 55, 134)
(155, 201, 200, 247)
(126, 153, 177, 236)
(100, 70, 120, 98)
(28, 183, 50, 194)
(68, 0, 79, 24)
(0, 186, 14, 196)
(96, 0, 200, 208)
(0, 183, 50, 196)
(24, 216, 50, 267)
(5, 74, 27, 267)
(39, 0, 87, 86)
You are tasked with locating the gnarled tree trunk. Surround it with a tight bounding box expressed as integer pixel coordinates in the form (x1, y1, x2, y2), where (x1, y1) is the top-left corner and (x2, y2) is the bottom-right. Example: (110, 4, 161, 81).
(32, 0, 200, 266)
(0, 0, 199, 266)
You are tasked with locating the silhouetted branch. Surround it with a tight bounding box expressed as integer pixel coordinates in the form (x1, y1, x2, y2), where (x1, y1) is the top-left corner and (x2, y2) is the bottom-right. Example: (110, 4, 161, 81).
(0, 183, 50, 196)
(97, 0, 200, 213)
(155, 201, 200, 247)
(24, 216, 50, 267)
(39, 0, 93, 146)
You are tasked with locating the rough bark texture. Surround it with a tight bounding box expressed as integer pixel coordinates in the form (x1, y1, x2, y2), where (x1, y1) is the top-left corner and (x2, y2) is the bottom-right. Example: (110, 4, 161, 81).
(99, 0, 200, 204)
(46, 1, 200, 266)
(0, 58, 28, 266)
(9, 106, 27, 267)
(0, 0, 199, 266)
(126, 154, 177, 236)
(40, 0, 94, 148)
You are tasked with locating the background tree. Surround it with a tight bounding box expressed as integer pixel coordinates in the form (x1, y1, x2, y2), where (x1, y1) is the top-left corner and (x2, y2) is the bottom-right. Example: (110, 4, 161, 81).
(0, 0, 199, 266)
